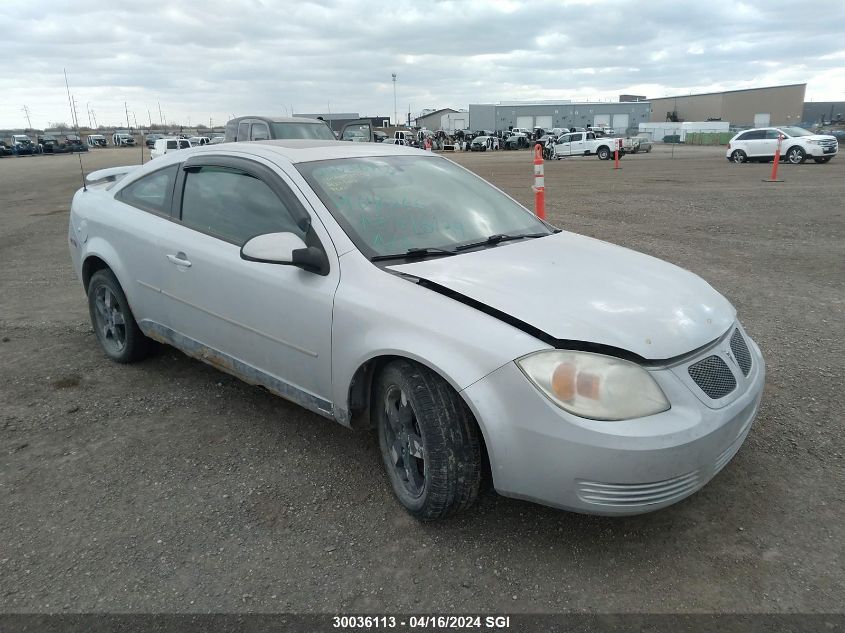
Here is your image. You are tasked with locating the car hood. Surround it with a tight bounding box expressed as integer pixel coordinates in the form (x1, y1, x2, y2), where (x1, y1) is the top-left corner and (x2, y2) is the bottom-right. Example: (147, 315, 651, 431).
(388, 232, 736, 360)
(805, 134, 837, 142)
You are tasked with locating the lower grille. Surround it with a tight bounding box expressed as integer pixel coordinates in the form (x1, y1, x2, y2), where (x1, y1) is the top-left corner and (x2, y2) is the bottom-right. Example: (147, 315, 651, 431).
(730, 329, 752, 376)
(576, 471, 700, 507)
(688, 355, 736, 399)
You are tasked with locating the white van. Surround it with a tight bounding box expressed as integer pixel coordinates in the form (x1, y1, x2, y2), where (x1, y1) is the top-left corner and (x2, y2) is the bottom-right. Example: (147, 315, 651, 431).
(151, 137, 192, 159)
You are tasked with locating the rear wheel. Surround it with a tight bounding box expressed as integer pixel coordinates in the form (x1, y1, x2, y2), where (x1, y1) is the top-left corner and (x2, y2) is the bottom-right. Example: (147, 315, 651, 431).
(597, 146, 611, 160)
(87, 269, 150, 363)
(786, 146, 805, 164)
(375, 360, 482, 521)
(730, 150, 747, 164)
(814, 156, 832, 164)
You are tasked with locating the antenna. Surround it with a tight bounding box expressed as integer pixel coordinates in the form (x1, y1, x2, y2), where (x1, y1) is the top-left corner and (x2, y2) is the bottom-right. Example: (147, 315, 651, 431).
(64, 68, 87, 192)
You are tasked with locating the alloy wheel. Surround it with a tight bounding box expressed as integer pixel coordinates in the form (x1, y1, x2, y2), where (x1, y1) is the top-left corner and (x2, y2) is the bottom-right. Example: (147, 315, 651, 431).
(93, 285, 127, 354)
(383, 385, 426, 498)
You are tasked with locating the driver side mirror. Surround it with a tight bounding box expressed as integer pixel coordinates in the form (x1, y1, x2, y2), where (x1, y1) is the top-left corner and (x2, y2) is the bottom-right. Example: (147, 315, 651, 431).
(240, 232, 328, 275)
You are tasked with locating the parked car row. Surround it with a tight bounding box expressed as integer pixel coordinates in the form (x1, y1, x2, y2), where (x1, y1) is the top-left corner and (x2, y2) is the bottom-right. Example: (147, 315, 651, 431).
(1, 133, 88, 155)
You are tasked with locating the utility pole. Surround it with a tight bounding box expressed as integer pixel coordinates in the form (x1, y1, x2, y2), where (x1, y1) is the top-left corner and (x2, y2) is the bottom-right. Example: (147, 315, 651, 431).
(22, 105, 33, 130)
(158, 102, 165, 130)
(86, 102, 92, 129)
(392, 73, 397, 127)
(125, 102, 130, 130)
(91, 109, 98, 129)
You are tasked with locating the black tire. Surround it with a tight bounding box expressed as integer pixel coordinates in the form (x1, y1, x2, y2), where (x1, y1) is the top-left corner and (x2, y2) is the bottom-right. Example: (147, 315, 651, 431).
(785, 146, 805, 164)
(730, 150, 747, 164)
(814, 156, 832, 164)
(597, 146, 611, 160)
(375, 360, 482, 521)
(87, 269, 150, 363)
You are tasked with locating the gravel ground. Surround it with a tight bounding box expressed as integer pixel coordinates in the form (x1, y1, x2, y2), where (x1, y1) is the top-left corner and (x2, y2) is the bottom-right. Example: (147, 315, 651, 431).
(0, 145, 842, 614)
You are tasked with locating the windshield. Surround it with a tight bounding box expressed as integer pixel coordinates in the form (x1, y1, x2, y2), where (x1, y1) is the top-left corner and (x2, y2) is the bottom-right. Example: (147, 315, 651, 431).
(778, 126, 812, 137)
(297, 155, 552, 257)
(269, 122, 335, 140)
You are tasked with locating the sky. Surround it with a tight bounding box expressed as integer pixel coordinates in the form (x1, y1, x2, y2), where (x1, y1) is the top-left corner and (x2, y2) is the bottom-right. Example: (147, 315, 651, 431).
(1, 0, 844, 130)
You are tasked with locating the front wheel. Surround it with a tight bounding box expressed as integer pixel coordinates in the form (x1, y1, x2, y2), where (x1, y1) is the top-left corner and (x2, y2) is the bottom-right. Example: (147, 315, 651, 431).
(814, 156, 832, 164)
(597, 146, 611, 160)
(786, 146, 805, 164)
(375, 360, 482, 521)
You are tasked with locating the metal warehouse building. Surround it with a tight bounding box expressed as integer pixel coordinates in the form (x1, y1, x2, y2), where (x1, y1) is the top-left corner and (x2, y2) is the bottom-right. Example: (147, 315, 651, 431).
(469, 101, 651, 135)
(802, 101, 845, 126)
(648, 84, 806, 127)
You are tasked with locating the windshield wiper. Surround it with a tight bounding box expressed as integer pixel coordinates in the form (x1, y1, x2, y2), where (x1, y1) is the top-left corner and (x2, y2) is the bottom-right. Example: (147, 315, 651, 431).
(454, 232, 551, 252)
(370, 247, 457, 262)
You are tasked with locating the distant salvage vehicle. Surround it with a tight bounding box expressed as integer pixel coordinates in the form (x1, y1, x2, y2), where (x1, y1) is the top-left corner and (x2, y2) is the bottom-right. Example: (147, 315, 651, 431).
(37, 134, 60, 153)
(503, 133, 529, 150)
(553, 130, 624, 160)
(150, 137, 192, 159)
(726, 126, 838, 164)
(8, 134, 36, 155)
(470, 135, 490, 151)
(145, 133, 164, 149)
(112, 131, 136, 147)
(209, 135, 226, 144)
(189, 136, 211, 146)
(224, 116, 335, 142)
(87, 134, 108, 148)
(64, 135, 88, 153)
(628, 133, 653, 153)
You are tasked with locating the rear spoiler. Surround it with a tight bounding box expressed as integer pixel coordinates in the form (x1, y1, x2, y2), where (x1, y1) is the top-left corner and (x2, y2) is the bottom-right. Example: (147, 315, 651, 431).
(85, 165, 140, 184)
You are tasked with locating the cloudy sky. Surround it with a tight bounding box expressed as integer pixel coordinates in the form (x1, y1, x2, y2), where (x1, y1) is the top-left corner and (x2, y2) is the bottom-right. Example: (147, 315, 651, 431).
(2, 0, 844, 130)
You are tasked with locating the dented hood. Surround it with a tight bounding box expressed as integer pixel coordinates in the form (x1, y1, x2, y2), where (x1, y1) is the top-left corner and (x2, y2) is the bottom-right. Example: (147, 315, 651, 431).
(388, 231, 735, 360)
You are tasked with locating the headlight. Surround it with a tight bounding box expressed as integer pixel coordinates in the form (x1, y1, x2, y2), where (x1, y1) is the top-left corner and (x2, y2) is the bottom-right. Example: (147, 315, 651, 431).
(806, 139, 821, 145)
(517, 350, 670, 421)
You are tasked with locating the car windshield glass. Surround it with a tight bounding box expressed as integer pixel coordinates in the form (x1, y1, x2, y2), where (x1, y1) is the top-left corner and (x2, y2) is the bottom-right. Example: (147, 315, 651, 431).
(269, 122, 335, 140)
(297, 155, 552, 257)
(778, 126, 812, 137)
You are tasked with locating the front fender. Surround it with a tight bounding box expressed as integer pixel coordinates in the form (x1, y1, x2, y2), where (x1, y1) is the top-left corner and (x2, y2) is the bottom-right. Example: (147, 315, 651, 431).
(331, 251, 548, 425)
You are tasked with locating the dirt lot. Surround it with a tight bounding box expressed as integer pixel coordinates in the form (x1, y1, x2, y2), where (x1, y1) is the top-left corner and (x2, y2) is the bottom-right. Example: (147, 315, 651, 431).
(1, 145, 842, 614)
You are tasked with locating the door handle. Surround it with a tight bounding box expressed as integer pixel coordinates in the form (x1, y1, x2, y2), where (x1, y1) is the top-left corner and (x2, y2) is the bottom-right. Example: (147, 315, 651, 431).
(166, 253, 192, 267)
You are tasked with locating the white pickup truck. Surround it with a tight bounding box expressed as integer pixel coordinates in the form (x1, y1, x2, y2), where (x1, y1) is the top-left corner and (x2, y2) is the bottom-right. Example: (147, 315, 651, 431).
(552, 130, 624, 160)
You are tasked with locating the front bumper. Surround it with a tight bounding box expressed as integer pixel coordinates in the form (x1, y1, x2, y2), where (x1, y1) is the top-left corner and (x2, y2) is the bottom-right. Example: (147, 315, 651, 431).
(462, 331, 765, 515)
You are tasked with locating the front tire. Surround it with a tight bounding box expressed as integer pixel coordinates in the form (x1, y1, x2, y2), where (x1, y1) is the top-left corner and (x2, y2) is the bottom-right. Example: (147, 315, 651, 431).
(375, 360, 482, 521)
(87, 269, 150, 363)
(786, 146, 805, 164)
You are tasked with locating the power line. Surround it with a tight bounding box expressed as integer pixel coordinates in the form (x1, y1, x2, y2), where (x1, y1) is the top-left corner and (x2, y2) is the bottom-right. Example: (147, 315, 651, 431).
(22, 105, 33, 130)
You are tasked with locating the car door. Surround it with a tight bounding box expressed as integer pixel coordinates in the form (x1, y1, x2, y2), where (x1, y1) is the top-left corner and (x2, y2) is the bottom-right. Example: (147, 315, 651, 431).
(760, 129, 781, 158)
(110, 163, 181, 330)
(569, 132, 586, 155)
(553, 133, 572, 157)
(157, 154, 339, 411)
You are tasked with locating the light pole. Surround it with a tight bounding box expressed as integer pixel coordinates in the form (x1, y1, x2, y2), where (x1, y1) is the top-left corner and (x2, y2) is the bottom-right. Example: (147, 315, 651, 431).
(392, 73, 397, 128)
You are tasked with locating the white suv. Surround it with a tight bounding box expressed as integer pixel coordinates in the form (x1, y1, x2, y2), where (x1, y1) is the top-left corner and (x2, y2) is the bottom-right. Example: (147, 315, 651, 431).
(150, 137, 192, 159)
(726, 126, 838, 164)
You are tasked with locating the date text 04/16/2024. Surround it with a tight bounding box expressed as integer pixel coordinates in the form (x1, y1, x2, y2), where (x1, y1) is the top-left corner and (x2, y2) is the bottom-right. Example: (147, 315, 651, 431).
(332, 615, 511, 629)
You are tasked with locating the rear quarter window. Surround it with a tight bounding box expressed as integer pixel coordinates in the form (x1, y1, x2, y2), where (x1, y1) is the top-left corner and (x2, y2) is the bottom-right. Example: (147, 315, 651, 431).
(116, 165, 179, 216)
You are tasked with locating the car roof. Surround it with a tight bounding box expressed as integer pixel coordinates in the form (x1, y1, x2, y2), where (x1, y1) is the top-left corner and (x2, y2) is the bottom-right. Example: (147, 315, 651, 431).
(225, 139, 427, 163)
(229, 116, 329, 124)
